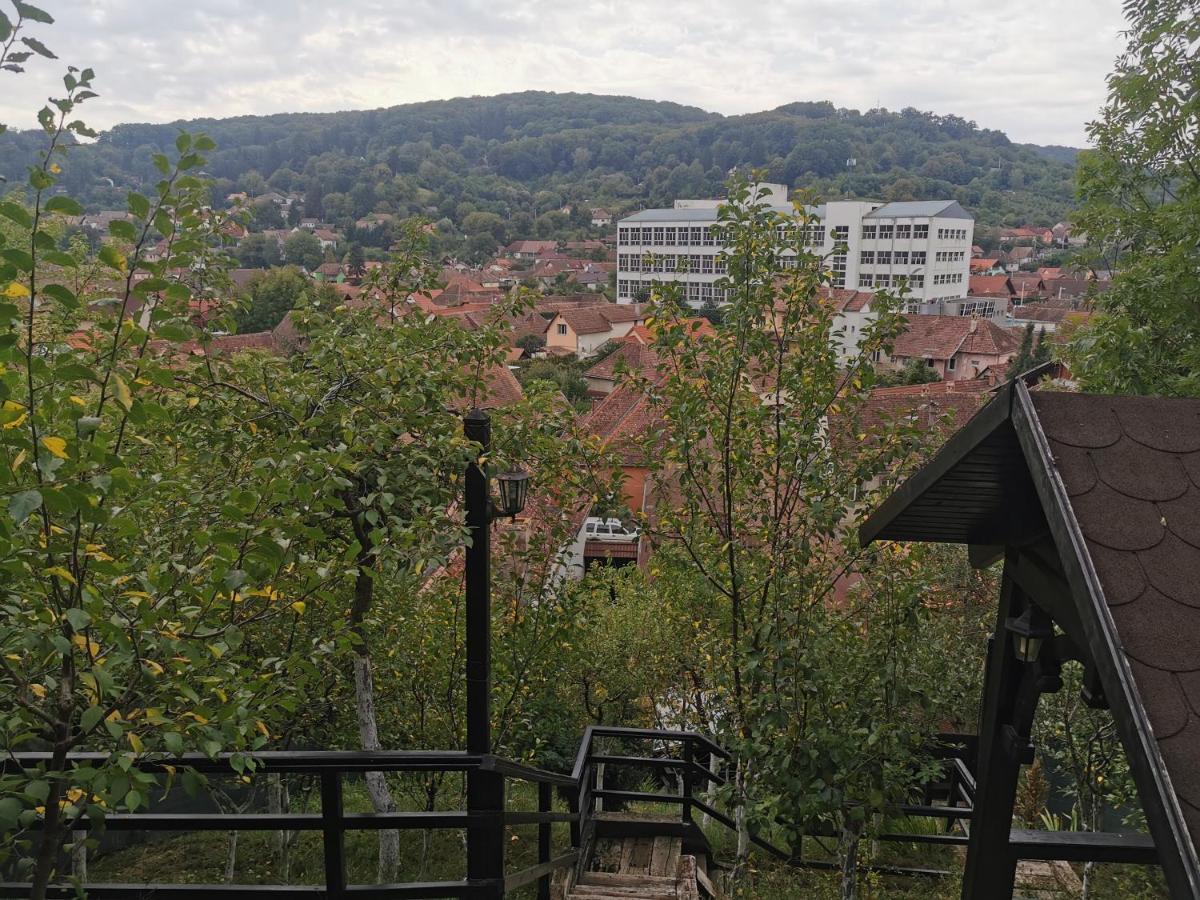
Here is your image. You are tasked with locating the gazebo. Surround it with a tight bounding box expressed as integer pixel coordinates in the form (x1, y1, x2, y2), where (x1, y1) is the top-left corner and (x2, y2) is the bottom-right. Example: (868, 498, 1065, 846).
(861, 381, 1200, 898)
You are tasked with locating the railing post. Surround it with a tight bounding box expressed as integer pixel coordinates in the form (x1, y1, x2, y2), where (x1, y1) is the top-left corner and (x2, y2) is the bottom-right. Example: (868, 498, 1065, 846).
(594, 762, 605, 813)
(538, 781, 552, 900)
(320, 772, 346, 900)
(682, 740, 694, 825)
(468, 768, 506, 899)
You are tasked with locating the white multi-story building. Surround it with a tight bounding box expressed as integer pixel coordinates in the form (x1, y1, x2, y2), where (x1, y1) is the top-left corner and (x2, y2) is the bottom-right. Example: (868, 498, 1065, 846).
(616, 185, 975, 311)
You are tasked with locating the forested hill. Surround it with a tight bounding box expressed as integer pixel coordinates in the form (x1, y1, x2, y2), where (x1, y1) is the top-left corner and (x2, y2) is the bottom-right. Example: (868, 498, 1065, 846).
(0, 91, 1079, 231)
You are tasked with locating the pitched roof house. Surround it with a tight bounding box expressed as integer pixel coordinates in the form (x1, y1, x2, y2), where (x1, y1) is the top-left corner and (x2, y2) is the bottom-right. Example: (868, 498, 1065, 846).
(886, 315, 1021, 381)
(545, 304, 646, 357)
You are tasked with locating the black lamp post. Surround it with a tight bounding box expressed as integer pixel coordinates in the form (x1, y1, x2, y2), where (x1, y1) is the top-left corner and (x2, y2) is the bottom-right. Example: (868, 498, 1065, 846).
(462, 407, 530, 898)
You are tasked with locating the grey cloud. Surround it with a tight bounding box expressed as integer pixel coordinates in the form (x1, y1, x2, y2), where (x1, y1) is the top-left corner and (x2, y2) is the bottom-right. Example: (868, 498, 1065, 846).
(0, 0, 1127, 145)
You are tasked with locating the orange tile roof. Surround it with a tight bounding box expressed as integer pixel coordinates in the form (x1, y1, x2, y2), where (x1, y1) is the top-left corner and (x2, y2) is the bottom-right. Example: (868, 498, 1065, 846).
(892, 316, 1021, 361)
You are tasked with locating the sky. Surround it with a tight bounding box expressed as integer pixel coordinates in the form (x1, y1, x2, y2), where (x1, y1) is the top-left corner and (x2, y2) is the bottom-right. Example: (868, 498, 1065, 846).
(0, 0, 1129, 146)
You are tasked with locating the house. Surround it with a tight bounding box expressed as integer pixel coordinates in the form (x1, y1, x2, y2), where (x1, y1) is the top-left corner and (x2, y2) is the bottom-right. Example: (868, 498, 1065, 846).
(590, 208, 613, 228)
(1042, 275, 1102, 303)
(312, 262, 344, 283)
(356, 212, 395, 230)
(583, 317, 714, 397)
(1008, 273, 1046, 303)
(968, 275, 1015, 298)
(1001, 245, 1037, 272)
(1008, 303, 1093, 333)
(545, 305, 646, 357)
(969, 258, 1003, 274)
(312, 229, 341, 251)
(1036, 267, 1062, 280)
(504, 240, 559, 260)
(884, 315, 1021, 382)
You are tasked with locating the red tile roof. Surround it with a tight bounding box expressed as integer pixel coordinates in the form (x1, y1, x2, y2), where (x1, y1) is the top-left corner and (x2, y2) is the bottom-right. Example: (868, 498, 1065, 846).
(892, 316, 1021, 362)
(969, 275, 1014, 296)
(970, 258, 1001, 272)
(555, 304, 645, 336)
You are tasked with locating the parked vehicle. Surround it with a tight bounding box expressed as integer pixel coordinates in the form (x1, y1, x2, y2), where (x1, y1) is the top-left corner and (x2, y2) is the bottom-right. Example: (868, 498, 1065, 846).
(584, 516, 640, 542)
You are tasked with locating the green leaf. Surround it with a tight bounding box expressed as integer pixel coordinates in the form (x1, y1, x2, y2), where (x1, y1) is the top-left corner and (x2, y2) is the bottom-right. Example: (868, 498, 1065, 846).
(14, 2, 54, 24)
(0, 201, 32, 229)
(127, 192, 150, 219)
(0, 12, 12, 42)
(8, 490, 42, 524)
(98, 244, 126, 272)
(124, 789, 142, 811)
(20, 35, 55, 59)
(65, 607, 92, 631)
(45, 195, 82, 216)
(80, 705, 104, 734)
(1, 248, 33, 272)
(41, 283, 78, 309)
(164, 731, 184, 755)
(42, 250, 78, 268)
(108, 219, 137, 242)
(0, 797, 21, 830)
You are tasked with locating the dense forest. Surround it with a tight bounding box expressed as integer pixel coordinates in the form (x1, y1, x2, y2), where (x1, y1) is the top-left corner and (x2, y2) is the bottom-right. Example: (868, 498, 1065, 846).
(0, 92, 1079, 240)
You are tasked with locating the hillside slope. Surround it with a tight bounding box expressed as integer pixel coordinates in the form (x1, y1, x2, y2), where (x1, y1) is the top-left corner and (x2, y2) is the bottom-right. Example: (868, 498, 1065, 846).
(0, 92, 1079, 231)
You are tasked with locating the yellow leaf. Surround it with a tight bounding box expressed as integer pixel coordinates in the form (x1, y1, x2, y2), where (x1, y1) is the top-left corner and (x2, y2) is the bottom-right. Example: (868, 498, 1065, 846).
(112, 374, 132, 411)
(2, 412, 26, 430)
(44, 565, 77, 585)
(69, 395, 87, 406)
(143, 659, 163, 676)
(10, 449, 26, 471)
(40, 436, 68, 459)
(128, 733, 144, 753)
(247, 421, 258, 435)
(290, 601, 305, 615)
(4, 653, 20, 661)
(256, 720, 269, 737)
(187, 397, 199, 408)
(4, 282, 30, 299)
(30, 684, 47, 698)
(49, 163, 62, 174)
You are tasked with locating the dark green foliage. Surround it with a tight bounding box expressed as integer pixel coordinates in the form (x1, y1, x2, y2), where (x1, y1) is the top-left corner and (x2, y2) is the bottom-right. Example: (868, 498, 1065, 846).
(0, 93, 1077, 243)
(518, 357, 589, 405)
(514, 333, 545, 354)
(233, 266, 315, 332)
(1009, 323, 1038, 377)
(282, 230, 322, 270)
(877, 357, 942, 386)
(236, 231, 281, 268)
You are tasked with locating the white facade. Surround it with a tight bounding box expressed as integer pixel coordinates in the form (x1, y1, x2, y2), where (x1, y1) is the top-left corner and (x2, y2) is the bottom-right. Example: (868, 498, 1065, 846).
(616, 186, 974, 309)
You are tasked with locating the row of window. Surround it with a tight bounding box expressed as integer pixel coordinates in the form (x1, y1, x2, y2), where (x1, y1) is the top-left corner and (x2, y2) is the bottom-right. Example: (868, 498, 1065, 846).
(862, 224, 931, 240)
(937, 228, 969, 241)
(933, 273, 965, 285)
(861, 273, 925, 289)
(618, 225, 718, 247)
(860, 250, 928, 266)
(934, 250, 966, 262)
(957, 300, 998, 317)
(616, 278, 729, 302)
(617, 254, 728, 275)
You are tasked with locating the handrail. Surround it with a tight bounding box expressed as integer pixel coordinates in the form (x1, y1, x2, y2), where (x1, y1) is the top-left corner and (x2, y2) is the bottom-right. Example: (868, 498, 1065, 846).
(3, 749, 483, 775)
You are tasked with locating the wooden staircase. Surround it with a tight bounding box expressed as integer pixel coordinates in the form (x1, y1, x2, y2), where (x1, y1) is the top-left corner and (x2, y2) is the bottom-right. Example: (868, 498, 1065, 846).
(566, 820, 703, 900)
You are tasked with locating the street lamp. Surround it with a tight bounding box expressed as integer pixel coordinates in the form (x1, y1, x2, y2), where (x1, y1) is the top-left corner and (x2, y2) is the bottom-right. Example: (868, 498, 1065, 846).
(495, 469, 531, 520)
(1005, 605, 1053, 664)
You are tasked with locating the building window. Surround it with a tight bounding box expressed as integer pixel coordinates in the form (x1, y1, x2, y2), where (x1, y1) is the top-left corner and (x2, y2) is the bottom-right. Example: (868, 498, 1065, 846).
(832, 225, 849, 241)
(948, 357, 957, 371)
(911, 251, 926, 265)
(894, 251, 909, 265)
(911, 274, 924, 287)
(691, 227, 703, 246)
(701, 255, 714, 274)
(860, 250, 875, 265)
(877, 250, 892, 265)
(926, 357, 936, 368)
(557, 324, 568, 336)
(703, 227, 715, 247)
(896, 224, 912, 239)
(861, 225, 877, 240)
(860, 274, 874, 287)
(913, 224, 929, 239)
(652, 227, 665, 246)
(878, 224, 894, 239)
(876, 274, 891, 287)
(806, 225, 826, 246)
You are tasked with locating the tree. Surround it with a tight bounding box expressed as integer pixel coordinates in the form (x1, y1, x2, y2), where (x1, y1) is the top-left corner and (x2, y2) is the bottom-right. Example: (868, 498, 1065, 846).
(236, 232, 282, 269)
(621, 177, 960, 896)
(282, 230, 322, 270)
(344, 242, 366, 281)
(1065, 0, 1200, 395)
(877, 356, 941, 386)
(1009, 322, 1038, 376)
(233, 266, 319, 333)
(515, 333, 545, 355)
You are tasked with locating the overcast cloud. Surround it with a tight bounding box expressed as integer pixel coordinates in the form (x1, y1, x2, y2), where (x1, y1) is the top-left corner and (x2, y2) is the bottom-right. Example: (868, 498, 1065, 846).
(0, 0, 1128, 146)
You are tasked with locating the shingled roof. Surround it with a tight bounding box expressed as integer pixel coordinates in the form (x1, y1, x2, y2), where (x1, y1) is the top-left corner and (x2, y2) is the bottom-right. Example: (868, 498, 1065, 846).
(891, 316, 1021, 362)
(861, 383, 1200, 897)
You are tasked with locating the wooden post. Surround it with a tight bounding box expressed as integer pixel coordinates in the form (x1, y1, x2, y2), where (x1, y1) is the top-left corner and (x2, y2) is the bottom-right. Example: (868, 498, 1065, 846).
(682, 740, 694, 825)
(961, 563, 1043, 900)
(595, 762, 605, 813)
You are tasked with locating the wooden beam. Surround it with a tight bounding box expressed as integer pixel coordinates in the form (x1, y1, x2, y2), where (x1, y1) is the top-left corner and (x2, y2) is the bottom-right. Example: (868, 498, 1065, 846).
(1009, 829, 1157, 865)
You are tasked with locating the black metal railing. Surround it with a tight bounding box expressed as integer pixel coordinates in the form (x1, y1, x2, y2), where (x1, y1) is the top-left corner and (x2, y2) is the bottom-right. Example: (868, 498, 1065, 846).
(2, 731, 977, 897)
(1, 750, 578, 899)
(566, 727, 978, 884)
